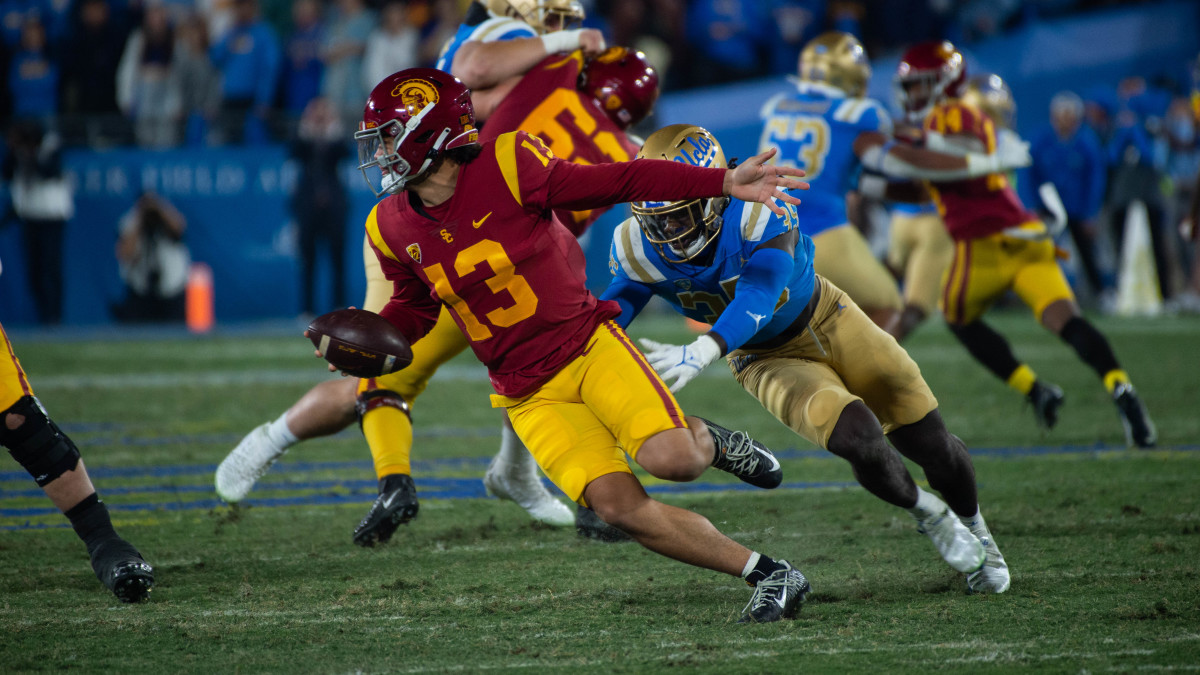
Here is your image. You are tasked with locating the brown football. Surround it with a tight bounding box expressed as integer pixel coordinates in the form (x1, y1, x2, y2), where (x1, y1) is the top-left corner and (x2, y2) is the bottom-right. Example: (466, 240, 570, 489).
(306, 308, 413, 378)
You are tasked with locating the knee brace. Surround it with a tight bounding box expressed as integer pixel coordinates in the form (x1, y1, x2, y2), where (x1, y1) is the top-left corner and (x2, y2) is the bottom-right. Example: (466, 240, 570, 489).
(354, 389, 410, 430)
(1, 396, 81, 487)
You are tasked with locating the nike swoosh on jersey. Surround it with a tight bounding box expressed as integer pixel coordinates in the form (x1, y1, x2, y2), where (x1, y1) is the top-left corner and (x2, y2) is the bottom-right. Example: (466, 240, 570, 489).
(473, 212, 493, 228)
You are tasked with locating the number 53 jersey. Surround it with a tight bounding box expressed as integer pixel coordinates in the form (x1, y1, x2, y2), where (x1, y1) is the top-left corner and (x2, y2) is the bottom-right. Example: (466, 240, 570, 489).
(758, 85, 892, 237)
(364, 130, 623, 400)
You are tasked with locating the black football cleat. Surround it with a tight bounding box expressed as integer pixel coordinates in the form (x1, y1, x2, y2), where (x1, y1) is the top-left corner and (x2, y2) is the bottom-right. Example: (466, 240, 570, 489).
(738, 560, 811, 624)
(574, 505, 632, 543)
(353, 474, 419, 547)
(1113, 383, 1157, 448)
(703, 420, 782, 489)
(90, 538, 154, 603)
(1026, 380, 1065, 430)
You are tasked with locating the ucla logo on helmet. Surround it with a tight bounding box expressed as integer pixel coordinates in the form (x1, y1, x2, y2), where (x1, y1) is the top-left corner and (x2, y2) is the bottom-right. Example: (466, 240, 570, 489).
(392, 79, 439, 115)
(673, 134, 716, 167)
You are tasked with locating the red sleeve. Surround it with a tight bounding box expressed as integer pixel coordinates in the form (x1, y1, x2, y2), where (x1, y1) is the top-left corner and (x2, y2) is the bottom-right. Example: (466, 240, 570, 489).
(543, 157, 727, 212)
(367, 238, 441, 344)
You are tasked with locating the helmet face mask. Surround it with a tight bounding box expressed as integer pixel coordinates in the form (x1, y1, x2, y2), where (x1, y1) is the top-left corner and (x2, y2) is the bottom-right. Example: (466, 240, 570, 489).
(798, 31, 871, 98)
(486, 0, 584, 34)
(579, 47, 660, 130)
(895, 41, 967, 123)
(632, 124, 728, 264)
(355, 69, 477, 197)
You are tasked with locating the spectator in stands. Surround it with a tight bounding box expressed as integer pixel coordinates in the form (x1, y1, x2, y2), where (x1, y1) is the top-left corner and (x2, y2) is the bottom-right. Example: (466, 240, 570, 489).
(767, 1, 826, 76)
(173, 11, 222, 147)
(320, 0, 375, 126)
(7, 14, 58, 122)
(117, 2, 180, 148)
(1027, 91, 1114, 306)
(1084, 85, 1119, 145)
(596, 0, 680, 91)
(413, 0, 462, 67)
(1, 120, 73, 325)
(684, 0, 767, 87)
(289, 97, 349, 317)
(111, 191, 192, 323)
(60, 0, 131, 145)
(209, 0, 282, 145)
(1107, 102, 1174, 303)
(362, 1, 419, 93)
(1163, 97, 1200, 313)
(281, 0, 325, 123)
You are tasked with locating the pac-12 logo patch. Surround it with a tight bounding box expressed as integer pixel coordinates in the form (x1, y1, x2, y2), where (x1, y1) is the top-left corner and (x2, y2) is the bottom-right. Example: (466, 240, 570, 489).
(392, 79, 439, 116)
(406, 243, 421, 263)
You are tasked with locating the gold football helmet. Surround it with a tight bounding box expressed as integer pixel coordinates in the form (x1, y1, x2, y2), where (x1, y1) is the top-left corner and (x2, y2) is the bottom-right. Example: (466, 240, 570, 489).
(962, 73, 1015, 129)
(485, 0, 584, 34)
(797, 31, 871, 97)
(632, 124, 729, 263)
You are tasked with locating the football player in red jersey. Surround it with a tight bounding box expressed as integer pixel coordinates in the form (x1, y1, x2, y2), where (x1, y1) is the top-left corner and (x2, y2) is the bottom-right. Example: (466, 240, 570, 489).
(338, 67, 812, 623)
(858, 41, 1156, 449)
(0, 319, 154, 602)
(216, 47, 661, 545)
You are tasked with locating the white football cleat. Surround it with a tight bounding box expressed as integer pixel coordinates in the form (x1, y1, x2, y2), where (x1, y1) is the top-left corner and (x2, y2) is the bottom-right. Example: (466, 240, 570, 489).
(483, 454, 573, 526)
(915, 506, 986, 574)
(215, 423, 287, 502)
(966, 531, 1011, 594)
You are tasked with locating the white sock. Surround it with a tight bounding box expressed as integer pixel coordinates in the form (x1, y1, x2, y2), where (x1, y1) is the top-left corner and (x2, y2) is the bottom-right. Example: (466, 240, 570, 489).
(265, 412, 299, 450)
(741, 552, 761, 579)
(495, 423, 536, 474)
(906, 487, 945, 520)
(961, 507, 987, 534)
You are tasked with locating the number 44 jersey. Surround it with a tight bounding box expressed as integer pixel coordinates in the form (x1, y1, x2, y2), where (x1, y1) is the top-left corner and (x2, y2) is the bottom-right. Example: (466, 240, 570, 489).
(758, 84, 892, 238)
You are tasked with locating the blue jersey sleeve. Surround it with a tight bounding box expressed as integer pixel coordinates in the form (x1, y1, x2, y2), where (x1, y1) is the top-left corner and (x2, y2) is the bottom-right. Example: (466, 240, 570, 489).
(599, 276, 653, 329)
(708, 247, 795, 351)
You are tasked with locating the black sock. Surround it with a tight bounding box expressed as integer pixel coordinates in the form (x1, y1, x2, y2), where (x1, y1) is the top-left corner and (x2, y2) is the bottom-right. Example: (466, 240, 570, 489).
(64, 493, 117, 556)
(1059, 317, 1121, 378)
(949, 321, 1022, 382)
(744, 553, 785, 586)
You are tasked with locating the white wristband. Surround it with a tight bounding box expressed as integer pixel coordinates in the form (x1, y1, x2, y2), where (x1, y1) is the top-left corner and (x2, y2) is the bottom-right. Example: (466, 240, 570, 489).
(965, 153, 1000, 177)
(540, 29, 583, 54)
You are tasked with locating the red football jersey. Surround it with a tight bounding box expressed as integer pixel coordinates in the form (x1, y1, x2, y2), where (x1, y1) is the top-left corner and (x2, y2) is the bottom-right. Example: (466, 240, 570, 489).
(922, 101, 1039, 241)
(480, 51, 640, 235)
(365, 130, 726, 398)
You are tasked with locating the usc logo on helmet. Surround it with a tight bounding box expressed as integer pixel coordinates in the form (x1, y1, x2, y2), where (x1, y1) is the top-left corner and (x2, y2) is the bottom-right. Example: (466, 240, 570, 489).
(391, 79, 439, 115)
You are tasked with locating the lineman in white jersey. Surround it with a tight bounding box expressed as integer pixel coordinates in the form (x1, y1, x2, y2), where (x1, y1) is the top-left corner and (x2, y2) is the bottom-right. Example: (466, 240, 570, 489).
(437, 0, 606, 122)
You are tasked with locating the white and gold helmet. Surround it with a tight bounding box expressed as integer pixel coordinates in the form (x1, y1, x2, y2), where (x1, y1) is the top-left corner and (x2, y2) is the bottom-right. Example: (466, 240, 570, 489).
(485, 0, 584, 34)
(797, 31, 871, 97)
(962, 72, 1016, 129)
(632, 124, 729, 264)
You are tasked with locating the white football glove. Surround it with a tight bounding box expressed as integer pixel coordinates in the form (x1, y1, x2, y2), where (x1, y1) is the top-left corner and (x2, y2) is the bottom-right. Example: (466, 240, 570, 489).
(966, 129, 1031, 175)
(638, 335, 722, 393)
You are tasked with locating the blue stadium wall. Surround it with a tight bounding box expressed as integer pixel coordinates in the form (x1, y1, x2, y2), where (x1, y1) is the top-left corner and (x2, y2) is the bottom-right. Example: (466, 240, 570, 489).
(0, 0, 1195, 326)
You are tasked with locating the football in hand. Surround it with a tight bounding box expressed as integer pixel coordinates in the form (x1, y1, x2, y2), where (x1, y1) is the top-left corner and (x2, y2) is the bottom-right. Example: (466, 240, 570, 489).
(306, 308, 413, 378)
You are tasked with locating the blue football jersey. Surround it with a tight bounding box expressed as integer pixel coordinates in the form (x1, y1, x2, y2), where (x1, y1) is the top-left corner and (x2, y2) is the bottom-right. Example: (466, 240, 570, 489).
(758, 83, 892, 237)
(436, 12, 537, 73)
(607, 198, 816, 348)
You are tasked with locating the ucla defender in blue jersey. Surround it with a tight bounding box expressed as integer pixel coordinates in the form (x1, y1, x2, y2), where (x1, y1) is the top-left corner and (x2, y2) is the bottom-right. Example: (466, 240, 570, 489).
(759, 32, 1029, 339)
(603, 125, 1011, 594)
(437, 0, 606, 122)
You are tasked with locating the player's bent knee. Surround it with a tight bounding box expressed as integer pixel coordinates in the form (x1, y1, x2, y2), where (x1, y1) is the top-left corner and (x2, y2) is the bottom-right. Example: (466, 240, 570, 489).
(636, 428, 708, 482)
(355, 389, 410, 427)
(0, 396, 81, 487)
(826, 401, 888, 463)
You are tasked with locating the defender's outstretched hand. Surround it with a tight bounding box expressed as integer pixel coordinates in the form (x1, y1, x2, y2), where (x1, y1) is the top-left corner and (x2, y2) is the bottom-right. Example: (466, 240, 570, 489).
(639, 335, 722, 393)
(723, 148, 808, 216)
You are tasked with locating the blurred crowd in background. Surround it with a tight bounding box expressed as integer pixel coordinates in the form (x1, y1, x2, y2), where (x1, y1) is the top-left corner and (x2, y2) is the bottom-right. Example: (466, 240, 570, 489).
(0, 0, 1176, 146)
(1, 0, 1198, 324)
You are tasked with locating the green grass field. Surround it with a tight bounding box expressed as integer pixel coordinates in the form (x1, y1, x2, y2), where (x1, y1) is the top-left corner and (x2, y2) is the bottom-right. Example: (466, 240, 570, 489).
(2, 311, 1198, 673)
